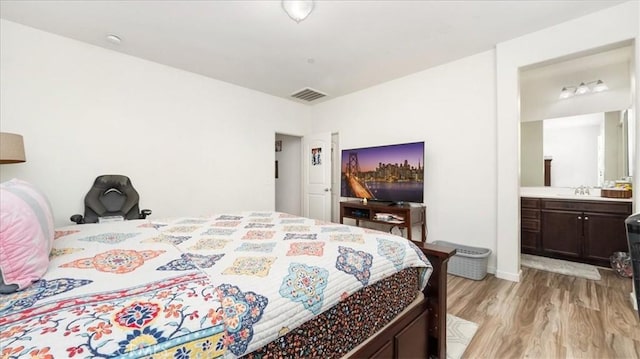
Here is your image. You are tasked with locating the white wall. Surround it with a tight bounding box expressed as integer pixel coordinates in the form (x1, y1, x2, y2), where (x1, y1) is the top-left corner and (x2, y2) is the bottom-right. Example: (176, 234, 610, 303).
(497, 1, 638, 281)
(312, 51, 499, 273)
(0, 20, 310, 226)
(521, 60, 631, 123)
(275, 134, 301, 215)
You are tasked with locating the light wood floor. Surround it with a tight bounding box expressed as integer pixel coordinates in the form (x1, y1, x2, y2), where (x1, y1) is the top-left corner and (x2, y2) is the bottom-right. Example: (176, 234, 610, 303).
(448, 266, 640, 359)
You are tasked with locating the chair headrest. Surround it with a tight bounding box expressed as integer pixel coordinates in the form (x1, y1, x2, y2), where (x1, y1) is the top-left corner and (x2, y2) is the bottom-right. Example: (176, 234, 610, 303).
(93, 175, 132, 192)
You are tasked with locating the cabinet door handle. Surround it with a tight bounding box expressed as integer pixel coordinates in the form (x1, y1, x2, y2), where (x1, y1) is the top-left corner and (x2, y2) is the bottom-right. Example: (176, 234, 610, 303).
(578, 216, 582, 219)
(584, 216, 589, 220)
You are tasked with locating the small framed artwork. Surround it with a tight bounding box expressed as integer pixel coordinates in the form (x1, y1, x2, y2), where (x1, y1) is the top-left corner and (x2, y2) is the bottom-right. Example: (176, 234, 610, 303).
(312, 147, 322, 166)
(275, 140, 282, 152)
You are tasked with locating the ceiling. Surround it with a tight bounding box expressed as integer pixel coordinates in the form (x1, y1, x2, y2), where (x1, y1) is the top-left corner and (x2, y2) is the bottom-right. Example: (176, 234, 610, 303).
(0, 0, 627, 104)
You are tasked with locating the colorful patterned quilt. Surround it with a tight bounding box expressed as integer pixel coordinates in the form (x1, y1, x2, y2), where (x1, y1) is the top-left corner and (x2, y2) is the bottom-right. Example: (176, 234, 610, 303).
(0, 220, 225, 359)
(0, 212, 432, 358)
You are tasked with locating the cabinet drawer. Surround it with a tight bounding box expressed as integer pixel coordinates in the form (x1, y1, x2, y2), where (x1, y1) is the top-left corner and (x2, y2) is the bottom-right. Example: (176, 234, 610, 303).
(521, 198, 541, 209)
(541, 199, 631, 215)
(521, 208, 540, 219)
(521, 230, 540, 253)
(521, 218, 540, 231)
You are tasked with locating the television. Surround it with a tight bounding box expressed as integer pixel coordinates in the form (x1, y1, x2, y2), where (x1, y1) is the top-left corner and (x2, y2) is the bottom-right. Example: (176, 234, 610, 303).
(341, 141, 424, 204)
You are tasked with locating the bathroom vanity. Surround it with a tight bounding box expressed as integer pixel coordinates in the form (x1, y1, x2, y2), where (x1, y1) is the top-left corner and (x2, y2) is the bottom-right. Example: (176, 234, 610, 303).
(521, 190, 632, 267)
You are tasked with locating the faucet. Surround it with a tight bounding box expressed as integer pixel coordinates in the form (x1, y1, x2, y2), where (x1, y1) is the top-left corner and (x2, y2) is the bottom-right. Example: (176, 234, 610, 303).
(574, 185, 590, 195)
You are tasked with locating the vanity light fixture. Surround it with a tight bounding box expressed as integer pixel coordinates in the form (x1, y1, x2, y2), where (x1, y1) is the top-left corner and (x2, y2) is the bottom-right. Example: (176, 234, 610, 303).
(282, 0, 314, 23)
(559, 80, 608, 99)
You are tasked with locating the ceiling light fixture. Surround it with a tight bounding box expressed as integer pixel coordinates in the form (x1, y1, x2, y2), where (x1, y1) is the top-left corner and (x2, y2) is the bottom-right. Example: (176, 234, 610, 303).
(558, 80, 608, 99)
(282, 0, 314, 23)
(106, 34, 122, 44)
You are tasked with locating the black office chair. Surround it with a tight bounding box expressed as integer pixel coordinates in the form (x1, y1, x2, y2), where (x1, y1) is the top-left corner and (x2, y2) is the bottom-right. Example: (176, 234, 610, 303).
(70, 175, 152, 224)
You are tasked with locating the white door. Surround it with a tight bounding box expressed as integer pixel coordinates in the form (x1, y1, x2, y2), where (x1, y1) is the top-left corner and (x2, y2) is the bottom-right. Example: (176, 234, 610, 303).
(331, 133, 340, 223)
(303, 132, 332, 221)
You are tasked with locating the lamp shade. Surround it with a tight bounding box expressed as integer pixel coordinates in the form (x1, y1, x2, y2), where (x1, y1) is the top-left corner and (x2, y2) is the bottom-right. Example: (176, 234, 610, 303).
(0, 132, 26, 164)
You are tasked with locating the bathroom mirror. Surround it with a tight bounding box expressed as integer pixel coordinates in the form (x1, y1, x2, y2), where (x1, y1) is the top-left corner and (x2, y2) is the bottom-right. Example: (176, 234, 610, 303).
(519, 43, 634, 188)
(521, 110, 634, 187)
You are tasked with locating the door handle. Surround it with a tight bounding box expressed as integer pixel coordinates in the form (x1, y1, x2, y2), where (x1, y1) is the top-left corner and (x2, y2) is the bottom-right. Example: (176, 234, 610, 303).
(578, 216, 582, 219)
(324, 188, 330, 192)
(584, 216, 589, 220)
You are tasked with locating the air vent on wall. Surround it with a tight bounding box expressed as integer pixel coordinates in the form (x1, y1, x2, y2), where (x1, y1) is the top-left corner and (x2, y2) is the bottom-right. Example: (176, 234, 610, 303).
(291, 88, 327, 102)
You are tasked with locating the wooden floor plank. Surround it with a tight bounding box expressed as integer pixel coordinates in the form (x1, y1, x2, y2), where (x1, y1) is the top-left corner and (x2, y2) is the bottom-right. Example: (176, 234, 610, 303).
(522, 285, 568, 359)
(565, 303, 612, 359)
(606, 333, 640, 359)
(448, 267, 640, 359)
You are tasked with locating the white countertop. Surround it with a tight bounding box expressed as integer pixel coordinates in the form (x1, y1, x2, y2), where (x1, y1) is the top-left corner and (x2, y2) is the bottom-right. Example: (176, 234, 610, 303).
(520, 187, 633, 203)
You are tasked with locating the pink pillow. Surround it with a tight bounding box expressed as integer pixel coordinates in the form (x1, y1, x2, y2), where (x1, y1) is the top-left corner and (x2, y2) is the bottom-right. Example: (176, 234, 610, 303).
(0, 179, 54, 292)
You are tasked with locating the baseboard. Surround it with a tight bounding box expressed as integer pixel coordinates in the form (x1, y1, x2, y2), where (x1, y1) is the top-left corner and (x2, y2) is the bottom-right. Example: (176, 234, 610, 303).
(495, 269, 521, 282)
(487, 265, 496, 274)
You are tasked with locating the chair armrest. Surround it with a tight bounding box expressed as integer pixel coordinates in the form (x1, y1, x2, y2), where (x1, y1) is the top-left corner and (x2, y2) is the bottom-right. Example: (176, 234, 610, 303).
(140, 209, 152, 219)
(70, 214, 85, 224)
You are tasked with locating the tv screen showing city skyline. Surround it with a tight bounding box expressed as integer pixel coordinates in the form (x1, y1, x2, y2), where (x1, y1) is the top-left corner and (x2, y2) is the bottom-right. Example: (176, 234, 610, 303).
(341, 141, 424, 203)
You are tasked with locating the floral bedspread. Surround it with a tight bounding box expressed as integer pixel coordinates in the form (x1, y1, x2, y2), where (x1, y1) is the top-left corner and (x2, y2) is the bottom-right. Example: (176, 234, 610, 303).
(152, 212, 433, 358)
(0, 212, 432, 358)
(0, 220, 225, 359)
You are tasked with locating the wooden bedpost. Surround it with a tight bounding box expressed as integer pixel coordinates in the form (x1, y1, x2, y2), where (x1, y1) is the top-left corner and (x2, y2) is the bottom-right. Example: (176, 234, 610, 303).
(421, 243, 456, 359)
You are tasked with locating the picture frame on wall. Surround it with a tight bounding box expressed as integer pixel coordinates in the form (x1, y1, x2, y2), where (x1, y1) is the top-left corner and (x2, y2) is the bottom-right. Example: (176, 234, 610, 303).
(312, 147, 322, 166)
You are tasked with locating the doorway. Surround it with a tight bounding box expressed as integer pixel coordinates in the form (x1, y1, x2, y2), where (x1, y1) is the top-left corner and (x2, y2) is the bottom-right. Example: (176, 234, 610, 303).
(517, 43, 635, 275)
(275, 133, 302, 216)
(275, 132, 340, 221)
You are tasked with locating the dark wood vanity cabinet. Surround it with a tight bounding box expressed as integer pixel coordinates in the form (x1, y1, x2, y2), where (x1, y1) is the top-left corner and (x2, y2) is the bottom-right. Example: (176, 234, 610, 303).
(521, 197, 632, 267)
(582, 211, 631, 265)
(541, 210, 581, 259)
(521, 198, 542, 254)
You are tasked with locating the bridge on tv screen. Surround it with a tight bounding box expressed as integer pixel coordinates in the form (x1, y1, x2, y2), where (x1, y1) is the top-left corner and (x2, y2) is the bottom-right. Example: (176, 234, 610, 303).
(344, 152, 374, 199)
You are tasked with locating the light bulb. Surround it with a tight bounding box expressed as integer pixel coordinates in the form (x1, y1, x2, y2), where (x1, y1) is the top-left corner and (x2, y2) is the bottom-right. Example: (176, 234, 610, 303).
(592, 80, 608, 92)
(575, 82, 590, 95)
(559, 87, 574, 99)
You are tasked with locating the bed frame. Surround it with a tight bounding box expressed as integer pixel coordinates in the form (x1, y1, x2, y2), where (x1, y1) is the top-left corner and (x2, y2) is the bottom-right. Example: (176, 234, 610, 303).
(348, 243, 456, 359)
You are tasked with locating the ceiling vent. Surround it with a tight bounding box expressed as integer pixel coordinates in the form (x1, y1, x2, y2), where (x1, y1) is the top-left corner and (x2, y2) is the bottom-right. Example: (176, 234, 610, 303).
(291, 88, 327, 102)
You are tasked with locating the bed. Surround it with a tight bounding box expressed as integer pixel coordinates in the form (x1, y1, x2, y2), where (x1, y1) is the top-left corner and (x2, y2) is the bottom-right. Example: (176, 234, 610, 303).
(0, 212, 454, 358)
